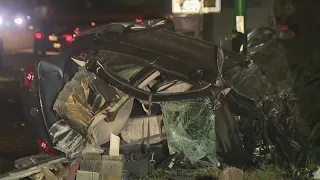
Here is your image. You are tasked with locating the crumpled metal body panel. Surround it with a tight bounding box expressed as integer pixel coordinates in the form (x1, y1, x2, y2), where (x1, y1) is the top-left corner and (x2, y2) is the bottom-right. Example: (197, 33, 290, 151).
(49, 120, 103, 159)
(127, 29, 216, 69)
(127, 28, 248, 82)
(69, 26, 247, 104)
(53, 67, 96, 135)
(52, 67, 134, 145)
(78, 26, 253, 164)
(90, 28, 246, 84)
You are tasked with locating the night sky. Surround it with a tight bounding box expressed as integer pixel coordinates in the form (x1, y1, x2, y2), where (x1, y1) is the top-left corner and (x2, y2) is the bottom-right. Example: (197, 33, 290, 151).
(49, 0, 170, 13)
(0, 0, 170, 14)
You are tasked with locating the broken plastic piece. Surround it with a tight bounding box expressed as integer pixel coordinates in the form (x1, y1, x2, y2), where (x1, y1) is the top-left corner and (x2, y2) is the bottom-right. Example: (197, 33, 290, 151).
(53, 67, 96, 136)
(247, 27, 276, 56)
(109, 133, 120, 156)
(257, 89, 295, 121)
(49, 120, 103, 160)
(314, 166, 320, 180)
(121, 115, 164, 145)
(53, 67, 134, 146)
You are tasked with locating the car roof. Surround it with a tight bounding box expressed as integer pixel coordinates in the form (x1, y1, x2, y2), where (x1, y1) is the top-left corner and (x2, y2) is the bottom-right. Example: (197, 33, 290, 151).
(74, 26, 216, 82)
(76, 22, 132, 37)
(72, 20, 244, 83)
(76, 19, 175, 37)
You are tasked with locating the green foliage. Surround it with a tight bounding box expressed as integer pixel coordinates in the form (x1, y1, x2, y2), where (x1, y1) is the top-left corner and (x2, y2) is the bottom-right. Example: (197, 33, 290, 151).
(140, 165, 293, 180)
(280, 68, 297, 86)
(244, 165, 289, 180)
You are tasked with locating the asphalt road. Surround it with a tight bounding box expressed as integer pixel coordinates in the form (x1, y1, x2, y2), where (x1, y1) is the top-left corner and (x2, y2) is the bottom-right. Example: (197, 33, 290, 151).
(2, 27, 34, 54)
(0, 26, 62, 173)
(0, 51, 55, 173)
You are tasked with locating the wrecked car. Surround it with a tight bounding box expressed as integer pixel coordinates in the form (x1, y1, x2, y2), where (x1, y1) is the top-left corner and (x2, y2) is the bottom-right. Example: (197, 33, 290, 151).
(21, 18, 305, 175)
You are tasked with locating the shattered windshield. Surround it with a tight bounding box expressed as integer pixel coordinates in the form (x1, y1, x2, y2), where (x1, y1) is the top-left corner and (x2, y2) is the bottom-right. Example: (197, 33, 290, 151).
(161, 97, 218, 164)
(96, 50, 144, 81)
(72, 50, 145, 82)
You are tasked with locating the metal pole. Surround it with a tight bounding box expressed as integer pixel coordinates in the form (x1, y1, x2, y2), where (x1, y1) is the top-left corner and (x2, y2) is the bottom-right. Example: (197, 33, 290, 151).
(194, 14, 202, 38)
(195, 0, 203, 38)
(232, 0, 247, 56)
(202, 13, 214, 42)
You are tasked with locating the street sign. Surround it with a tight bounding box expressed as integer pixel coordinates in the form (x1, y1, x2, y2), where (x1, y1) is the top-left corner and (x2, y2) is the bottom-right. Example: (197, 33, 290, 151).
(172, 0, 221, 14)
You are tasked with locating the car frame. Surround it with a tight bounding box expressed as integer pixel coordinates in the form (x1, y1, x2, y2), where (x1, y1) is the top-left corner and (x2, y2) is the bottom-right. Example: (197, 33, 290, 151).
(21, 19, 177, 153)
(21, 19, 252, 161)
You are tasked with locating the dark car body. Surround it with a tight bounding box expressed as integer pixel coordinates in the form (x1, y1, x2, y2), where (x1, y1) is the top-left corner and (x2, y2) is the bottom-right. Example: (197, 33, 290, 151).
(21, 52, 79, 154)
(32, 15, 173, 55)
(0, 36, 3, 67)
(21, 19, 250, 156)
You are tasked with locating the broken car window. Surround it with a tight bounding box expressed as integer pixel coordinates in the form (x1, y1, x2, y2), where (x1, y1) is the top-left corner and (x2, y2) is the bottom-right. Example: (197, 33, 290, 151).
(161, 97, 218, 164)
(95, 50, 144, 82)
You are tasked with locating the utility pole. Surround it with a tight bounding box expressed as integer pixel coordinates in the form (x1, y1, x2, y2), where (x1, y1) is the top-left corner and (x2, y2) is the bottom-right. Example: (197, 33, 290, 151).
(195, 1, 202, 39)
(232, 0, 247, 56)
(202, 13, 214, 42)
(202, 0, 214, 42)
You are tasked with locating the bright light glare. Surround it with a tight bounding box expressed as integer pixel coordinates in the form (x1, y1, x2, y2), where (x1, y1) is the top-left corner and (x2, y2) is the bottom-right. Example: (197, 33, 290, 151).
(14, 18, 23, 25)
(0, 17, 3, 25)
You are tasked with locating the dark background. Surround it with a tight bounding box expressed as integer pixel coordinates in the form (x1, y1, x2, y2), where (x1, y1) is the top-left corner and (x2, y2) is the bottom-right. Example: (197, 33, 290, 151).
(0, 0, 318, 174)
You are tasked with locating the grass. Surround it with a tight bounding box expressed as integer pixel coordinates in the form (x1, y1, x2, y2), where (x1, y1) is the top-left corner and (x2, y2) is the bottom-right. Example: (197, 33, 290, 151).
(244, 165, 288, 180)
(141, 168, 219, 180)
(139, 155, 320, 180)
(140, 160, 220, 180)
(140, 165, 289, 180)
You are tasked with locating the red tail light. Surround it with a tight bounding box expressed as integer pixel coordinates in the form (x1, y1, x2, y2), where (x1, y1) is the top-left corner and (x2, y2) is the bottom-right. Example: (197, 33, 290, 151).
(37, 139, 55, 155)
(24, 69, 34, 91)
(136, 18, 143, 23)
(35, 32, 43, 39)
(65, 34, 73, 42)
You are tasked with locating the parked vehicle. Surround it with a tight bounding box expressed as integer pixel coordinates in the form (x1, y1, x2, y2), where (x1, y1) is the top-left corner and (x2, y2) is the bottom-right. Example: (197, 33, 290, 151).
(33, 22, 88, 55)
(21, 18, 306, 171)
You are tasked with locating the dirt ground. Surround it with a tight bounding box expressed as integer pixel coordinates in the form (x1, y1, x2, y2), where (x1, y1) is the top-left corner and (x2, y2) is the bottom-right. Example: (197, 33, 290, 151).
(0, 81, 38, 173)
